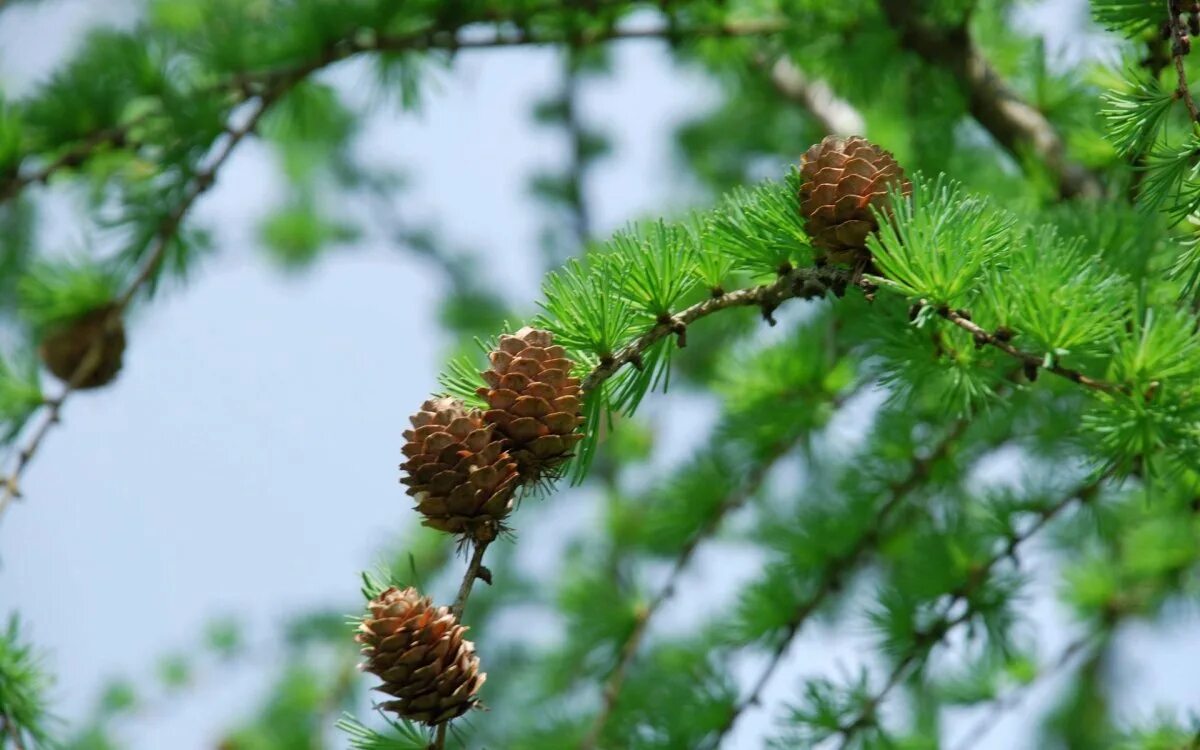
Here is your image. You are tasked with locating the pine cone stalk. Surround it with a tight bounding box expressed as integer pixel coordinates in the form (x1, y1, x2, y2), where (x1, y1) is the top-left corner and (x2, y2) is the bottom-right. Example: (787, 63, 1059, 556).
(798, 135, 911, 264)
(476, 327, 584, 480)
(356, 586, 486, 725)
(400, 397, 519, 541)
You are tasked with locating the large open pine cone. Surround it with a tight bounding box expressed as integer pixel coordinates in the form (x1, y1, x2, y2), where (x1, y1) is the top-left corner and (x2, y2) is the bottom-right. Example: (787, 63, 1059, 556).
(798, 135, 910, 262)
(477, 327, 584, 479)
(356, 586, 486, 725)
(38, 304, 126, 389)
(400, 397, 519, 540)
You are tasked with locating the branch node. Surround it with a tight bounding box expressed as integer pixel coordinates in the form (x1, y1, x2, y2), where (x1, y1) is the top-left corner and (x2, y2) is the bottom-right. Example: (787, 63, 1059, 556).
(476, 565, 493, 586)
(671, 321, 687, 348)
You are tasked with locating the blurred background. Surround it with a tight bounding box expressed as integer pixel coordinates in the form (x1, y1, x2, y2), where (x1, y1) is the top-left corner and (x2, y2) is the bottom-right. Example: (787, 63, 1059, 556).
(0, 0, 1197, 748)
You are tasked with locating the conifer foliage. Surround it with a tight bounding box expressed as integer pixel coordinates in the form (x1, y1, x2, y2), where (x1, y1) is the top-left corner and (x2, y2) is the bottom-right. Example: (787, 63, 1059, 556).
(4, 1, 1200, 749)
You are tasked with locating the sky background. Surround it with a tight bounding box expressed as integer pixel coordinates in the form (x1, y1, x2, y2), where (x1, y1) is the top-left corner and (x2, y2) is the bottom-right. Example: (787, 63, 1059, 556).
(0, 1, 1196, 748)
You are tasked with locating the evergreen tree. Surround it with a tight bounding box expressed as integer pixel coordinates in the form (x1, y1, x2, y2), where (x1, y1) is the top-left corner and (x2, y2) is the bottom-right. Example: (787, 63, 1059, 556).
(2, 1, 1200, 749)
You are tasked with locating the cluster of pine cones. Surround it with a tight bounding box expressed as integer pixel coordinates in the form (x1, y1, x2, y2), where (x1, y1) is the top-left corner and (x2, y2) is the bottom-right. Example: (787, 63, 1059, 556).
(357, 136, 908, 729)
(401, 326, 585, 541)
(358, 327, 585, 726)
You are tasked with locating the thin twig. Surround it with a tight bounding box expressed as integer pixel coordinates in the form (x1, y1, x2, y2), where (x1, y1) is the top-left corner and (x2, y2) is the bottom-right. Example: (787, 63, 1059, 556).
(1168, 0, 1200, 125)
(929, 303, 1118, 393)
(578, 422, 842, 750)
(949, 634, 1096, 750)
(0, 711, 28, 750)
(450, 541, 491, 621)
(760, 56, 865, 137)
(243, 18, 789, 94)
(581, 266, 852, 394)
(0, 120, 148, 204)
(831, 472, 1110, 749)
(704, 419, 970, 749)
(0, 10, 786, 208)
(832, 606, 975, 750)
(427, 540, 493, 750)
(0, 87, 290, 524)
(878, 0, 1101, 199)
(581, 266, 1120, 408)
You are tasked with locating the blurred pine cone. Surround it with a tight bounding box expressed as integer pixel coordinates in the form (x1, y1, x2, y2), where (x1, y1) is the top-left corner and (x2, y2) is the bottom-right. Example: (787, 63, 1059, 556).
(356, 586, 485, 725)
(477, 327, 584, 479)
(38, 304, 125, 389)
(798, 135, 910, 263)
(400, 397, 518, 541)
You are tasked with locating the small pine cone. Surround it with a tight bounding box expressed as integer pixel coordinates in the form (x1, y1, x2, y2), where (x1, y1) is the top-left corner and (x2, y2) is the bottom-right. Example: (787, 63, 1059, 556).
(400, 397, 519, 540)
(798, 135, 911, 263)
(476, 327, 584, 479)
(356, 587, 486, 725)
(38, 304, 126, 389)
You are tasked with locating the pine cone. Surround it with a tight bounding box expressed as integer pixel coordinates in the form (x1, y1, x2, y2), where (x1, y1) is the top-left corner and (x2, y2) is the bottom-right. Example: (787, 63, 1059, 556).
(476, 327, 584, 479)
(356, 587, 486, 725)
(38, 304, 126, 389)
(400, 397, 519, 540)
(798, 135, 910, 263)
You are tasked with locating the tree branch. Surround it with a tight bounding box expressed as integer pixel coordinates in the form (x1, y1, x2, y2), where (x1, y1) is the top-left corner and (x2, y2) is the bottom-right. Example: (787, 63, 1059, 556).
(1167, 0, 1200, 125)
(0, 84, 291, 523)
(0, 711, 28, 750)
(878, 0, 1101, 200)
(703, 418, 969, 749)
(949, 633, 1096, 750)
(450, 540, 491, 621)
(831, 473, 1108, 749)
(927, 303, 1119, 393)
(0, 10, 787, 209)
(244, 17, 788, 94)
(762, 57, 865, 137)
(581, 267, 851, 394)
(578, 405, 862, 750)
(580, 265, 1122, 404)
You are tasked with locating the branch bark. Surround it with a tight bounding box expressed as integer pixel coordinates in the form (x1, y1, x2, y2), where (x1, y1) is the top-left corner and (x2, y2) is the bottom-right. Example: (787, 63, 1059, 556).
(763, 57, 865, 137)
(878, 0, 1101, 200)
(1167, 0, 1200, 125)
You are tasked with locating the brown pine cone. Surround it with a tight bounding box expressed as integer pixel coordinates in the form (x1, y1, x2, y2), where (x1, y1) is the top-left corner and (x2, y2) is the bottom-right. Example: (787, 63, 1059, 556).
(400, 397, 519, 541)
(38, 304, 125, 389)
(798, 135, 911, 263)
(356, 586, 486, 725)
(476, 327, 584, 480)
